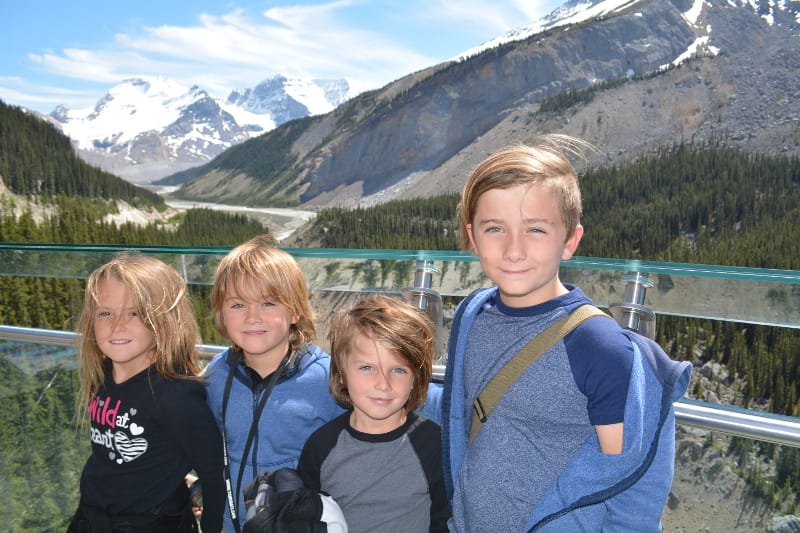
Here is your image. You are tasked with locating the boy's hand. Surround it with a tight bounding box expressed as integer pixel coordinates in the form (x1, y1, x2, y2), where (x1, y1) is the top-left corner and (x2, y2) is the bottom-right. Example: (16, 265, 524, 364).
(185, 473, 203, 519)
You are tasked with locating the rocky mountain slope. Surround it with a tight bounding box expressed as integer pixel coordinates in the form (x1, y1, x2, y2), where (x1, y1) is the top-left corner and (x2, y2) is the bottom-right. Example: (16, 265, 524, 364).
(167, 0, 800, 209)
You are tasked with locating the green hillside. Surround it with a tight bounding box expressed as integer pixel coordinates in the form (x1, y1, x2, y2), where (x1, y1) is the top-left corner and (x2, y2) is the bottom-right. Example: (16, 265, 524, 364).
(0, 100, 163, 206)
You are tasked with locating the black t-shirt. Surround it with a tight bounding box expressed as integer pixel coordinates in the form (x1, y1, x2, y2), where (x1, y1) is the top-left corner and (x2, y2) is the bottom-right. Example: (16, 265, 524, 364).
(79, 363, 225, 532)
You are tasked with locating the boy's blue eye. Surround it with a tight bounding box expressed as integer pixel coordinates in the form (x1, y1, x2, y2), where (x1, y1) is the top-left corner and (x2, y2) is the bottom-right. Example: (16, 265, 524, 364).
(358, 365, 373, 372)
(392, 367, 409, 375)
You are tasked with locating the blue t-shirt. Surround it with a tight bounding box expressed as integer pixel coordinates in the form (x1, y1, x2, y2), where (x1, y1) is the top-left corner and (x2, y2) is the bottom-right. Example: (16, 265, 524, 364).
(453, 286, 634, 532)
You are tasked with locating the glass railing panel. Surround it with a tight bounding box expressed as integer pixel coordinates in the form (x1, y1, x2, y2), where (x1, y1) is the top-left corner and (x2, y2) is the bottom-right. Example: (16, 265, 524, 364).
(2, 244, 799, 329)
(560, 258, 800, 329)
(0, 336, 85, 532)
(0, 243, 229, 285)
(2, 248, 800, 426)
(3, 338, 798, 531)
(664, 426, 798, 530)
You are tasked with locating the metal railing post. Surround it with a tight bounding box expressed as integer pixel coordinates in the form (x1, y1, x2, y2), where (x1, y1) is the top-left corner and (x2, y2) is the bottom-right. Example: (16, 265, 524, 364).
(609, 272, 657, 339)
(401, 260, 445, 362)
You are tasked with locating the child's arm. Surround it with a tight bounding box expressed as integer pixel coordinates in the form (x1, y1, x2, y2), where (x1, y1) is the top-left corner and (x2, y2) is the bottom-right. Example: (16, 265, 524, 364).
(409, 418, 451, 533)
(296, 434, 323, 491)
(428, 456, 451, 533)
(569, 320, 633, 456)
(595, 422, 624, 454)
(420, 382, 443, 424)
(163, 380, 226, 533)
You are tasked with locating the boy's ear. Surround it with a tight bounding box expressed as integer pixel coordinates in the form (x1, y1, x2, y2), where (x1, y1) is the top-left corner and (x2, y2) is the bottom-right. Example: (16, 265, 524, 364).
(562, 224, 584, 260)
(466, 223, 478, 252)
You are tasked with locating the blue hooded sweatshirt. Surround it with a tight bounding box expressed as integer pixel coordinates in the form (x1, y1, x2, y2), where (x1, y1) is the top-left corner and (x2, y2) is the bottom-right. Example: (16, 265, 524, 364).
(442, 287, 692, 532)
(204, 344, 345, 532)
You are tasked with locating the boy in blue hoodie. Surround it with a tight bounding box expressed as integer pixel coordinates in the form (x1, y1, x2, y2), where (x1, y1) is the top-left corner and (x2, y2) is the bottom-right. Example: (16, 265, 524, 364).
(441, 136, 692, 532)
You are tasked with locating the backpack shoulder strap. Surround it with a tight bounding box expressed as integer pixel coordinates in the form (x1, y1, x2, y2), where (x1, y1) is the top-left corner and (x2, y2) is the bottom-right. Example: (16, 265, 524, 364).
(469, 304, 609, 444)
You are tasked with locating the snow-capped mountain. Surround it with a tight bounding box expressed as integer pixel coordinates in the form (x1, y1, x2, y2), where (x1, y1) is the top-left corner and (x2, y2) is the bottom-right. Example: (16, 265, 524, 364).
(455, 0, 795, 61)
(48, 75, 359, 183)
(453, 0, 652, 61)
(226, 75, 357, 125)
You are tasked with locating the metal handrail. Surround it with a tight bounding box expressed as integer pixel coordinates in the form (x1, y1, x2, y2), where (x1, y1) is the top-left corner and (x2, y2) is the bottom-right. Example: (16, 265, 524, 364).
(675, 400, 800, 447)
(3, 324, 800, 448)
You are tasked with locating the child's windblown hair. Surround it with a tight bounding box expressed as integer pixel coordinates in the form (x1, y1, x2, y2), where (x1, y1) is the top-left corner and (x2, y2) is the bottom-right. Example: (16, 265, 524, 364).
(75, 253, 201, 418)
(327, 293, 434, 413)
(457, 134, 596, 251)
(210, 235, 316, 351)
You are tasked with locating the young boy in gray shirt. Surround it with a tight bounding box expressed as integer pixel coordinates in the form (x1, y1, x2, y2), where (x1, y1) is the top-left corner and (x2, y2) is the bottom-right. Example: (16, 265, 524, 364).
(297, 294, 449, 533)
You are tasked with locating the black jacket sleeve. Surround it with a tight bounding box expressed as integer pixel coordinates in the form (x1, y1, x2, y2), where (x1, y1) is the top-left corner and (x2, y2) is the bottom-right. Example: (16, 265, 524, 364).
(160, 379, 226, 533)
(409, 418, 451, 533)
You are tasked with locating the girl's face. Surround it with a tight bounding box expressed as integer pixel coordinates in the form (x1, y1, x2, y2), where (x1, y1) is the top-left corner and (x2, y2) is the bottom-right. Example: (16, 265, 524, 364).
(343, 334, 414, 435)
(93, 278, 156, 383)
(221, 281, 298, 377)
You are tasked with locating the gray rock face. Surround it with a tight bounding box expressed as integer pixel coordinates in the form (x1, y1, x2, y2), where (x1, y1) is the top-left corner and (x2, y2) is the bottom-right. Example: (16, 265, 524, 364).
(300, 1, 696, 201)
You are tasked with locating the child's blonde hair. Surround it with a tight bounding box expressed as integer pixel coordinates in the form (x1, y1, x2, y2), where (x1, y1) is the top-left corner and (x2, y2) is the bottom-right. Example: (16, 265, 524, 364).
(458, 134, 593, 251)
(211, 235, 315, 351)
(328, 293, 434, 413)
(76, 253, 201, 418)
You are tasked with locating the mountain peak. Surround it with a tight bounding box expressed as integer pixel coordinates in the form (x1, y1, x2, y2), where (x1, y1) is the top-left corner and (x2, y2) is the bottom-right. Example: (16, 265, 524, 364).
(226, 75, 356, 117)
(454, 0, 645, 61)
(46, 74, 355, 182)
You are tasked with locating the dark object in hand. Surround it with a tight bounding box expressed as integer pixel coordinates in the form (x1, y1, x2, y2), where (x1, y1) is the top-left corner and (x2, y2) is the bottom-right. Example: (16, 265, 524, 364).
(189, 479, 203, 509)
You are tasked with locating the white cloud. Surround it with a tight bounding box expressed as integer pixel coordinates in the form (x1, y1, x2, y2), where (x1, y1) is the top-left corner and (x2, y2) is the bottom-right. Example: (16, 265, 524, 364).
(419, 0, 553, 34)
(23, 1, 437, 105)
(0, 75, 98, 111)
(3, 1, 561, 113)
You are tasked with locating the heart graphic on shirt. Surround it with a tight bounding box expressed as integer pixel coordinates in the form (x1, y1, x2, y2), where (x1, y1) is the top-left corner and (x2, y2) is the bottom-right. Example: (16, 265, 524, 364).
(98, 399, 105, 406)
(130, 408, 137, 415)
(129, 423, 144, 435)
(108, 451, 115, 461)
(114, 431, 148, 462)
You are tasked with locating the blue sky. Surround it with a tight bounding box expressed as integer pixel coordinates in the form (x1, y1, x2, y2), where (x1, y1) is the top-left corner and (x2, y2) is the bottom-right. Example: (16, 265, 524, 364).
(1, 0, 564, 114)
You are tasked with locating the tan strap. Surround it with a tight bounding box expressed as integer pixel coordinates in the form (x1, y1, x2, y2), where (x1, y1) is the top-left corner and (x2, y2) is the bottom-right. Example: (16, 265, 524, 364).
(469, 305, 610, 444)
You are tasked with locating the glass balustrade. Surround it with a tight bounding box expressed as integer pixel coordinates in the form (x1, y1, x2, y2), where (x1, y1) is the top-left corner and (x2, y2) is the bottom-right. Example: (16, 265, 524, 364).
(3, 243, 799, 327)
(1, 242, 799, 531)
